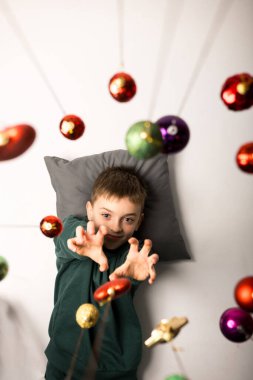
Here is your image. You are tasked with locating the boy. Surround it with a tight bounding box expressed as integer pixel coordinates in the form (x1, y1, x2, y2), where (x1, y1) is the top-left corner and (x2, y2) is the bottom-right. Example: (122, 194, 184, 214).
(45, 166, 159, 380)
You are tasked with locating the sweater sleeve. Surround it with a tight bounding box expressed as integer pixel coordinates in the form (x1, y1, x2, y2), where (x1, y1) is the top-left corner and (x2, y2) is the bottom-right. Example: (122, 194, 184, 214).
(53, 215, 90, 261)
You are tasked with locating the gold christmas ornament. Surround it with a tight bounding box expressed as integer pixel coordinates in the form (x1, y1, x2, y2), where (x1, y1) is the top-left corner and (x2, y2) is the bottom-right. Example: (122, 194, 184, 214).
(145, 316, 188, 348)
(76, 303, 99, 329)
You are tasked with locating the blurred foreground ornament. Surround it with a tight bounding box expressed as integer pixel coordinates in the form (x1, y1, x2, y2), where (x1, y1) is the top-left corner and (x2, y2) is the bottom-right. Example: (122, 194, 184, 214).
(219, 307, 253, 342)
(0, 124, 36, 161)
(125, 120, 163, 159)
(76, 303, 99, 329)
(40, 215, 63, 238)
(165, 375, 188, 380)
(94, 278, 131, 306)
(220, 73, 253, 111)
(234, 276, 253, 313)
(145, 317, 188, 348)
(108, 72, 136, 102)
(0, 256, 9, 281)
(236, 142, 253, 173)
(59, 115, 85, 140)
(156, 115, 190, 154)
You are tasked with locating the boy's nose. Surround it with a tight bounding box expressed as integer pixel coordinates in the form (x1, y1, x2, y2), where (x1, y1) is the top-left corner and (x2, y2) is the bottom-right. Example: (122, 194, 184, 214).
(111, 220, 123, 233)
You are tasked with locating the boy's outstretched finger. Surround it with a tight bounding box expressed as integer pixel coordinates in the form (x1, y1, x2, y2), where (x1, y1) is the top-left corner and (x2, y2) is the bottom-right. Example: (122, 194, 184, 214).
(75, 226, 86, 245)
(109, 271, 119, 281)
(87, 221, 95, 235)
(141, 239, 152, 256)
(148, 254, 159, 285)
(109, 264, 127, 280)
(148, 265, 156, 285)
(128, 237, 139, 252)
(67, 238, 78, 252)
(99, 256, 109, 272)
(150, 253, 159, 264)
(97, 225, 108, 240)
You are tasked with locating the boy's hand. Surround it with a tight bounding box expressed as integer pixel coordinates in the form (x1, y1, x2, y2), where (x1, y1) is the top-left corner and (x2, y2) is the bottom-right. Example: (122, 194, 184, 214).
(109, 238, 159, 285)
(67, 221, 109, 272)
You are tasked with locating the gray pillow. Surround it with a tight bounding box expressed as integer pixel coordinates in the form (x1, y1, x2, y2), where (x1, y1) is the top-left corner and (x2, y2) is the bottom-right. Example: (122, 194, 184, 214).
(44, 149, 190, 261)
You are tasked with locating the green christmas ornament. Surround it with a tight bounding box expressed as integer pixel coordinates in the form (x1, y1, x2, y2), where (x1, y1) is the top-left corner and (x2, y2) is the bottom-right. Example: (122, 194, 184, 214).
(125, 120, 163, 159)
(0, 256, 9, 281)
(165, 375, 188, 380)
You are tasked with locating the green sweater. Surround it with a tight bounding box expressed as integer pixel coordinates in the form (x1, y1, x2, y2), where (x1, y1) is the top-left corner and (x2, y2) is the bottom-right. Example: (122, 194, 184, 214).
(45, 215, 142, 380)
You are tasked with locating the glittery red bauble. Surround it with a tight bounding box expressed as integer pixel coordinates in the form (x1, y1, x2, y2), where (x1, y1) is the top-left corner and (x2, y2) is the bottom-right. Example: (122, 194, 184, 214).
(0, 124, 36, 161)
(220, 73, 253, 111)
(108, 72, 137, 102)
(40, 215, 63, 238)
(94, 278, 131, 305)
(236, 142, 253, 173)
(59, 114, 85, 140)
(234, 276, 253, 313)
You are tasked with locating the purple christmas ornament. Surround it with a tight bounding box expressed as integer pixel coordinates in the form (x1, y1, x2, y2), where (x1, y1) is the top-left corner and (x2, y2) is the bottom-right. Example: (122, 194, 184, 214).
(219, 307, 253, 343)
(156, 115, 190, 154)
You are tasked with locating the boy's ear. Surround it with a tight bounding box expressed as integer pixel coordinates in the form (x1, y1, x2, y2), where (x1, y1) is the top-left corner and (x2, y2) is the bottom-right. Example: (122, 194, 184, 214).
(135, 212, 144, 231)
(86, 201, 93, 220)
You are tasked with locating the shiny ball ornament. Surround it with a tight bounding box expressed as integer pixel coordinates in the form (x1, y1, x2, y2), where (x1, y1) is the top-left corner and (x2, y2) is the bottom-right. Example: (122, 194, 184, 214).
(236, 142, 253, 173)
(0, 256, 9, 281)
(156, 115, 190, 154)
(40, 215, 63, 238)
(76, 303, 99, 329)
(219, 307, 253, 343)
(59, 114, 85, 140)
(94, 278, 131, 306)
(108, 72, 137, 102)
(125, 120, 163, 159)
(220, 73, 253, 111)
(0, 124, 36, 161)
(165, 375, 188, 380)
(234, 276, 253, 313)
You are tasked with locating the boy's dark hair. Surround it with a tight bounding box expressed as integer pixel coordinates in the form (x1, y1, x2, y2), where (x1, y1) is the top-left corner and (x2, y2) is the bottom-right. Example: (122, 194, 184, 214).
(91, 166, 147, 209)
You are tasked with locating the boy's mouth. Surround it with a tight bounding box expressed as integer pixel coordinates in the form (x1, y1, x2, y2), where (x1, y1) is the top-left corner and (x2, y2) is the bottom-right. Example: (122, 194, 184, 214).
(105, 234, 123, 241)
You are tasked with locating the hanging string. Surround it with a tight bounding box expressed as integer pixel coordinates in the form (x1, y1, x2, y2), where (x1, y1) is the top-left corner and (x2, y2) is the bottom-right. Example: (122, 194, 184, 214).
(0, 0, 66, 115)
(63, 302, 110, 380)
(0, 225, 38, 228)
(147, 0, 185, 120)
(65, 329, 85, 380)
(148, 0, 235, 120)
(177, 0, 235, 116)
(82, 302, 111, 380)
(117, 0, 125, 69)
(171, 345, 189, 378)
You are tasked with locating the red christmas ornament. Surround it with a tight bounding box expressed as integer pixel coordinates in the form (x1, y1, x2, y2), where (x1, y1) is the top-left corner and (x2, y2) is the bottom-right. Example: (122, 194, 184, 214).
(59, 114, 85, 140)
(234, 276, 253, 313)
(0, 124, 36, 161)
(94, 278, 131, 305)
(40, 215, 63, 238)
(220, 73, 253, 111)
(108, 72, 137, 102)
(236, 142, 253, 173)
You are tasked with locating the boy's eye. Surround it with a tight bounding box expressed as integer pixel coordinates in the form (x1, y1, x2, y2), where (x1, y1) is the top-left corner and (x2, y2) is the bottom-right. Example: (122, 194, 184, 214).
(102, 213, 110, 219)
(125, 217, 135, 224)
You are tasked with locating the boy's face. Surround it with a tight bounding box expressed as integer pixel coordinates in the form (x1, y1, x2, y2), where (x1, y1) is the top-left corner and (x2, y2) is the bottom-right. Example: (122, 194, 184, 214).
(86, 195, 143, 250)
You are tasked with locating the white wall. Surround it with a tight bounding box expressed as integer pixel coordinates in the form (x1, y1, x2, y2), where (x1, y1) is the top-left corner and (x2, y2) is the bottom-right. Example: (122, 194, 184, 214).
(0, 0, 253, 379)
